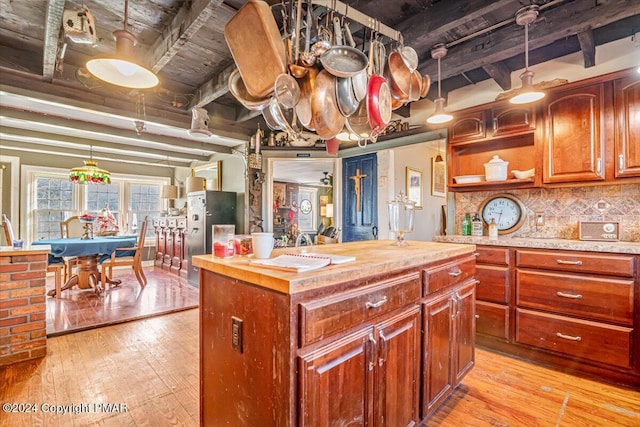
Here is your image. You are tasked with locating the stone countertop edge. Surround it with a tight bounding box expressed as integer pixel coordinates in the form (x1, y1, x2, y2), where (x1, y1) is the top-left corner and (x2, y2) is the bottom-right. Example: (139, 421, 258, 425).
(433, 235, 640, 255)
(0, 245, 52, 256)
(192, 240, 476, 294)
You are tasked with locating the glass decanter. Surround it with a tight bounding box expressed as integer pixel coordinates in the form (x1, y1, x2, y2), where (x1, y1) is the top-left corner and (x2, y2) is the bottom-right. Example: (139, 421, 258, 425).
(388, 192, 416, 246)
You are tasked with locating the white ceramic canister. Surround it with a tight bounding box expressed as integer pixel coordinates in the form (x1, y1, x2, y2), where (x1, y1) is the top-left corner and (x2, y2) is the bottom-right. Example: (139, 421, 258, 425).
(484, 155, 509, 181)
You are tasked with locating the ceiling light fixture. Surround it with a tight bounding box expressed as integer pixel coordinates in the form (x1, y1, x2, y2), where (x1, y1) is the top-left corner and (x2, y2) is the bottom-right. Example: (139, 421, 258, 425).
(434, 139, 444, 163)
(86, 0, 159, 89)
(510, 5, 545, 104)
(427, 44, 453, 125)
(69, 146, 111, 184)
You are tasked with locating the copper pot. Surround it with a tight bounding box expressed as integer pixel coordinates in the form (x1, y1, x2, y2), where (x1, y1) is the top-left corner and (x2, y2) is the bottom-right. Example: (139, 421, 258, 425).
(311, 70, 345, 139)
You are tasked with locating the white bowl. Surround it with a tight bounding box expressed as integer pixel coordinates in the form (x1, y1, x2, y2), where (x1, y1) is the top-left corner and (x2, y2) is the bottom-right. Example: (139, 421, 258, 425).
(453, 175, 484, 184)
(512, 168, 535, 179)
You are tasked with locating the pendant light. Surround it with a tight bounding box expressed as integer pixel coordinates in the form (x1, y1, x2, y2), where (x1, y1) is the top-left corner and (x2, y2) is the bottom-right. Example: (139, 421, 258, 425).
(434, 139, 444, 163)
(69, 146, 111, 184)
(86, 0, 159, 89)
(510, 5, 545, 104)
(427, 44, 453, 125)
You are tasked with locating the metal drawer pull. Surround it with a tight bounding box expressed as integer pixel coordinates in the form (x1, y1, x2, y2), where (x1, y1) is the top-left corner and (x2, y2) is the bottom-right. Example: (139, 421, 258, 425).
(474, 252, 480, 257)
(556, 332, 581, 341)
(618, 154, 625, 173)
(475, 314, 480, 319)
(556, 259, 583, 266)
(365, 297, 388, 309)
(448, 270, 462, 277)
(556, 291, 583, 299)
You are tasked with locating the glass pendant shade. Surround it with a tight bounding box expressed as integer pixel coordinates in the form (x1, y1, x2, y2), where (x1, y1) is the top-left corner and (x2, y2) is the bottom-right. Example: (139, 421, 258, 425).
(87, 30, 158, 89)
(69, 159, 111, 184)
(427, 98, 453, 124)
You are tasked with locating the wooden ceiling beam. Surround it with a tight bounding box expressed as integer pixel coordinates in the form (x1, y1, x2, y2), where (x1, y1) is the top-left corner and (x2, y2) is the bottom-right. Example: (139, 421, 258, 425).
(577, 30, 596, 68)
(191, 63, 235, 108)
(42, 0, 65, 82)
(419, 0, 640, 79)
(147, 0, 225, 72)
(482, 61, 512, 91)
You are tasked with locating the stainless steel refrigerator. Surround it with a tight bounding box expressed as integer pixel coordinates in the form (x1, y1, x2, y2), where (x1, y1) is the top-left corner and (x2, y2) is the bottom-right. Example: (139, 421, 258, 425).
(186, 190, 236, 285)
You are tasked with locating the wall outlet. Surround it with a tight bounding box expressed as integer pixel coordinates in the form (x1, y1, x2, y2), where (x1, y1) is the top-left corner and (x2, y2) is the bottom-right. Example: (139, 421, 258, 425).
(231, 316, 243, 353)
(535, 212, 545, 226)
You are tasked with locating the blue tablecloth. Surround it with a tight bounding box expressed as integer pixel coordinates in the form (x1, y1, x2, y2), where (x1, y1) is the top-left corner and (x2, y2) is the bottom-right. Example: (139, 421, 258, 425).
(32, 236, 138, 260)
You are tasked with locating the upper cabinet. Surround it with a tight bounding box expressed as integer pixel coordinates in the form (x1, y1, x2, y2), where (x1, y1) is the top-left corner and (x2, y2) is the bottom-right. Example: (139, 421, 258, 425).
(449, 110, 486, 144)
(449, 105, 536, 144)
(542, 83, 606, 184)
(491, 105, 536, 138)
(614, 76, 640, 178)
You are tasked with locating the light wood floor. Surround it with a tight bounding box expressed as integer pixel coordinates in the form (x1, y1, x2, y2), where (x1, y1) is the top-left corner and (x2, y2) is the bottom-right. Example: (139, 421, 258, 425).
(1, 309, 638, 426)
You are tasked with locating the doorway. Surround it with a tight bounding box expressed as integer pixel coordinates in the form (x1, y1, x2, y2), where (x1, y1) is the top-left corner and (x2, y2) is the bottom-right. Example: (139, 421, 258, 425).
(342, 153, 378, 242)
(266, 158, 340, 244)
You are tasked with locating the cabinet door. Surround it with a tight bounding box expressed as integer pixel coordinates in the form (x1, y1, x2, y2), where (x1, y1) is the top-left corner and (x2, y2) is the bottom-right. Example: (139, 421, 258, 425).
(491, 105, 536, 137)
(299, 329, 374, 427)
(614, 76, 640, 178)
(543, 84, 605, 183)
(453, 281, 476, 384)
(421, 292, 455, 417)
(375, 306, 421, 427)
(449, 110, 485, 144)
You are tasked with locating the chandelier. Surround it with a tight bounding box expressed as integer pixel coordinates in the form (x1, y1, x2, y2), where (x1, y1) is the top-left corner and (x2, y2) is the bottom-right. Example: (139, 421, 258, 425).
(69, 147, 111, 184)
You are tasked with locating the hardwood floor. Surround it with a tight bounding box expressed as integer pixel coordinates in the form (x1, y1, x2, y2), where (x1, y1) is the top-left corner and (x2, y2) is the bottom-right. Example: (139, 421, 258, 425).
(1, 309, 638, 426)
(45, 267, 199, 336)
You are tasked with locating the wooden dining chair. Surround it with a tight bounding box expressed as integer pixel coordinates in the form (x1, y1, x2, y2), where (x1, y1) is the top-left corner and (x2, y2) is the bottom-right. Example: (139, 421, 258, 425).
(3, 213, 63, 297)
(101, 216, 148, 287)
(59, 216, 83, 282)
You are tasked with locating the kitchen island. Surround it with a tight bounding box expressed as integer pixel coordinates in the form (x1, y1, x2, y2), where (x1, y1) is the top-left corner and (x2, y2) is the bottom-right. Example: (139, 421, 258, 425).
(192, 240, 476, 426)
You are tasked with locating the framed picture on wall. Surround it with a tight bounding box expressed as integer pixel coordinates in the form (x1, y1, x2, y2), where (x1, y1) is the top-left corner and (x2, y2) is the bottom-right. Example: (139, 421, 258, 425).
(431, 158, 446, 198)
(273, 182, 286, 208)
(405, 167, 423, 209)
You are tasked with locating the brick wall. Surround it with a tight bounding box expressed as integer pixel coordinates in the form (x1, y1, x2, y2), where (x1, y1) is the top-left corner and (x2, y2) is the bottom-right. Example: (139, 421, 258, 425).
(0, 252, 47, 366)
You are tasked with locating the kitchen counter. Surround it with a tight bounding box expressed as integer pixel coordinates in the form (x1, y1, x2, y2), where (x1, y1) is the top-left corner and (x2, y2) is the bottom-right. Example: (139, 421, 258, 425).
(192, 239, 475, 294)
(433, 235, 640, 254)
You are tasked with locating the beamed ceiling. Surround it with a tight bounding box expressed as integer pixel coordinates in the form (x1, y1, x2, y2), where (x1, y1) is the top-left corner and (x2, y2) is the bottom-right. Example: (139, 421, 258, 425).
(0, 0, 639, 168)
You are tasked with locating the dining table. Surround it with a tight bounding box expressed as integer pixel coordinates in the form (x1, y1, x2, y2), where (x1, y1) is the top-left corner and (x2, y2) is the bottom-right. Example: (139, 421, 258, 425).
(32, 236, 138, 297)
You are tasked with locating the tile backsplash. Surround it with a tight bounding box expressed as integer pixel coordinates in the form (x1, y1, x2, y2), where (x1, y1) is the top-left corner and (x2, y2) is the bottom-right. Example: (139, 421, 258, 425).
(454, 184, 640, 242)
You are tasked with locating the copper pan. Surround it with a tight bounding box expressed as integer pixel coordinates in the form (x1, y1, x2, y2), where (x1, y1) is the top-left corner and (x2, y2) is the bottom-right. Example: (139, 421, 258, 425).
(311, 70, 345, 139)
(420, 74, 431, 98)
(295, 65, 319, 130)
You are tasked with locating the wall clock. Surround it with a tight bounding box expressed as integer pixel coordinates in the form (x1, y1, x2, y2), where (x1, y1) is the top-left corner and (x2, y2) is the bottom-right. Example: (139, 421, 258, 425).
(478, 193, 526, 235)
(299, 199, 312, 215)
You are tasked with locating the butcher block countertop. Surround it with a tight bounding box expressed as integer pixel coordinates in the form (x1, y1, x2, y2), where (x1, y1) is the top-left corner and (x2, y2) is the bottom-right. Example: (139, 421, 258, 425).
(433, 235, 640, 254)
(192, 240, 475, 294)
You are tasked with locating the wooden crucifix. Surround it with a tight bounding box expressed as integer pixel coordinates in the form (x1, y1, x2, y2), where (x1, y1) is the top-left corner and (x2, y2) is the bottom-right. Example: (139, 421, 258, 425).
(349, 168, 367, 212)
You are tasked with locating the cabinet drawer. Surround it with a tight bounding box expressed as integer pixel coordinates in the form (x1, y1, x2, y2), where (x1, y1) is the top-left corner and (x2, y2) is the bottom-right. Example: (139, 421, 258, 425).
(476, 301, 509, 340)
(475, 246, 509, 266)
(516, 270, 634, 325)
(515, 309, 633, 369)
(476, 265, 509, 303)
(516, 250, 635, 277)
(423, 255, 476, 296)
(299, 272, 421, 346)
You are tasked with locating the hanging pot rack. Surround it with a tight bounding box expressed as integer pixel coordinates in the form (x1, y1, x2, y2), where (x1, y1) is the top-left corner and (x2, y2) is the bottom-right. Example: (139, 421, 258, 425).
(307, 0, 402, 42)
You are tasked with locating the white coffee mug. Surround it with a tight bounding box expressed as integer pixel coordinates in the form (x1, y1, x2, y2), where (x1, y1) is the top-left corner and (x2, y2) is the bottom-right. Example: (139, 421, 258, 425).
(251, 232, 274, 259)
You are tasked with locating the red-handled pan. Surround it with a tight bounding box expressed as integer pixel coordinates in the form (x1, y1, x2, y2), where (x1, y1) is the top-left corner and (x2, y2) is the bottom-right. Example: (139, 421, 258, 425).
(367, 74, 392, 139)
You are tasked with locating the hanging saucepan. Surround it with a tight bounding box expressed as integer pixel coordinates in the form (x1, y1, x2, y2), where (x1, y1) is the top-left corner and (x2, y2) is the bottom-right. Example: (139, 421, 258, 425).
(336, 76, 359, 117)
(367, 74, 392, 140)
(228, 69, 271, 111)
(343, 22, 368, 102)
(420, 74, 431, 98)
(295, 65, 319, 130)
(319, 18, 368, 79)
(311, 69, 345, 139)
(264, 97, 299, 138)
(387, 51, 412, 101)
(274, 73, 300, 109)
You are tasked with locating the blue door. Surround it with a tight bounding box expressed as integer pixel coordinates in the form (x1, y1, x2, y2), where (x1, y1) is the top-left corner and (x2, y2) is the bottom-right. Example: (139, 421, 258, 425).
(342, 153, 377, 242)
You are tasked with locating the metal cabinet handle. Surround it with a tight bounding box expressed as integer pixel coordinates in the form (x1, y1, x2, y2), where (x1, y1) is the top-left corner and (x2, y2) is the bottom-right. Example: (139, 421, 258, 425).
(378, 331, 388, 366)
(448, 270, 462, 277)
(556, 332, 581, 342)
(618, 154, 625, 173)
(475, 314, 480, 319)
(492, 117, 498, 135)
(556, 291, 583, 299)
(556, 259, 582, 266)
(474, 252, 480, 257)
(596, 157, 602, 176)
(368, 333, 377, 371)
(365, 296, 388, 309)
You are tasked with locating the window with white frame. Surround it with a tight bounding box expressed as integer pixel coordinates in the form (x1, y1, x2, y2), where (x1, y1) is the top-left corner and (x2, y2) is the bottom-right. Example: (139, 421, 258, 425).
(24, 166, 168, 242)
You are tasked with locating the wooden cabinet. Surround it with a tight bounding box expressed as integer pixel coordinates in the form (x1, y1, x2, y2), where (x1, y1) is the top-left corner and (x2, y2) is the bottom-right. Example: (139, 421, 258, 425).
(474, 246, 510, 341)
(153, 216, 187, 276)
(299, 306, 421, 427)
(447, 102, 539, 192)
(613, 75, 640, 178)
(421, 255, 476, 417)
(153, 217, 166, 267)
(543, 83, 606, 183)
(199, 250, 476, 426)
(515, 249, 637, 373)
